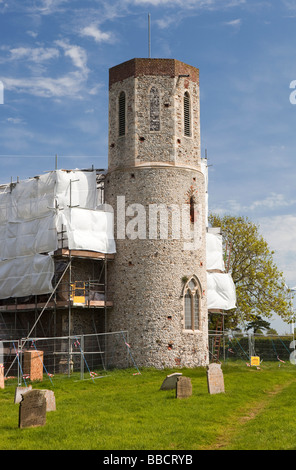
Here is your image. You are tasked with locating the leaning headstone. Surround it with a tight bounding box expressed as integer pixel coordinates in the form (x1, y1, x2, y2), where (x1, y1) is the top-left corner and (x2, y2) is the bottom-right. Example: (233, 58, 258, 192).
(176, 376, 192, 399)
(0, 364, 4, 390)
(19, 389, 46, 428)
(14, 385, 32, 404)
(207, 363, 225, 395)
(160, 372, 182, 390)
(40, 390, 56, 412)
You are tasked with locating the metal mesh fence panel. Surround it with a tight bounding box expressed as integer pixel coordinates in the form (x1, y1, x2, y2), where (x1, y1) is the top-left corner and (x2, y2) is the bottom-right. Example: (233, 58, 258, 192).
(209, 332, 296, 365)
(1, 331, 131, 386)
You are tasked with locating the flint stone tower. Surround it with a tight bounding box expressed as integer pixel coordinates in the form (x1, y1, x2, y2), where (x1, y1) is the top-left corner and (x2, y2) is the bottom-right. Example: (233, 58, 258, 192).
(104, 58, 208, 368)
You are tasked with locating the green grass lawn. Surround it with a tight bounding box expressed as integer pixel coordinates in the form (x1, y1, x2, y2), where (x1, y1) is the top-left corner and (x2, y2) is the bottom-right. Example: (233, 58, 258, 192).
(1, 361, 296, 450)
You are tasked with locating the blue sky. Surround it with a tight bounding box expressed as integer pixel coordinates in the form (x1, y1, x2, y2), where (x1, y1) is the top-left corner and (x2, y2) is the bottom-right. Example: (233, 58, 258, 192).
(0, 0, 296, 332)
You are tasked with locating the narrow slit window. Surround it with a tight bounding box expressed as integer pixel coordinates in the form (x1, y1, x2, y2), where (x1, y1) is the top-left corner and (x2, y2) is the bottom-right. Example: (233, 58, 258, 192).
(119, 91, 126, 137)
(150, 87, 160, 131)
(184, 91, 191, 137)
(190, 196, 195, 223)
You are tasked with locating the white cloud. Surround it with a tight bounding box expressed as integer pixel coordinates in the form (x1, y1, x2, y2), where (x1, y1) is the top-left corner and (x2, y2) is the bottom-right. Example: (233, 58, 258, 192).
(9, 47, 59, 62)
(32, 0, 69, 15)
(2, 72, 86, 98)
(6, 117, 23, 124)
(224, 18, 242, 28)
(250, 193, 296, 211)
(26, 31, 38, 38)
(258, 214, 296, 285)
(55, 40, 88, 73)
(210, 192, 296, 217)
(125, 0, 246, 7)
(0, 40, 92, 99)
(80, 25, 114, 43)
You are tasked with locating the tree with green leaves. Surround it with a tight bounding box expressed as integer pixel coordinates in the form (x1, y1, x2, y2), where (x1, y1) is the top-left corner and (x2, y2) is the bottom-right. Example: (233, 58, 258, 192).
(209, 214, 291, 329)
(246, 316, 271, 334)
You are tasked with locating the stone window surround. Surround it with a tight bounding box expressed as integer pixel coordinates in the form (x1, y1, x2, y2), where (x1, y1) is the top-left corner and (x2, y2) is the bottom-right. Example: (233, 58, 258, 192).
(183, 91, 192, 138)
(182, 275, 202, 333)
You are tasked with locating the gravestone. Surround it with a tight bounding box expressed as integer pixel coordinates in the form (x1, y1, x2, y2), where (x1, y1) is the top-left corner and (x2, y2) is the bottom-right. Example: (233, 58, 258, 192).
(176, 376, 192, 399)
(160, 372, 182, 390)
(207, 363, 225, 395)
(0, 364, 4, 390)
(19, 389, 46, 428)
(41, 390, 56, 412)
(14, 385, 32, 404)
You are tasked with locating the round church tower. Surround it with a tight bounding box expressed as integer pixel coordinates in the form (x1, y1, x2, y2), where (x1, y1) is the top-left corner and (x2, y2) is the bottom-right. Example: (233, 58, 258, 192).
(104, 58, 208, 368)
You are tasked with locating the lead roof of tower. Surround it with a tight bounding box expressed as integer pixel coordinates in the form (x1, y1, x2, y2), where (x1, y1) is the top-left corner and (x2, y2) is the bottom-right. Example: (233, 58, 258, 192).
(109, 58, 199, 88)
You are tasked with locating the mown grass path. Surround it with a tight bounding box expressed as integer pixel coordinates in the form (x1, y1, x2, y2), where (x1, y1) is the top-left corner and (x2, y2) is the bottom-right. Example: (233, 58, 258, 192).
(202, 377, 296, 450)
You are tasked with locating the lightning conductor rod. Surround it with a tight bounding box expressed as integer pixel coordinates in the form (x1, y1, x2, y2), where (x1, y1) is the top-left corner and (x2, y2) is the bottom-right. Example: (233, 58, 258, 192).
(148, 13, 151, 58)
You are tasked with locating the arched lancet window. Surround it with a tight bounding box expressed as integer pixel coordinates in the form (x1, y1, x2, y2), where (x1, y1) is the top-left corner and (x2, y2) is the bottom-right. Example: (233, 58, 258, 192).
(184, 277, 200, 330)
(184, 91, 191, 137)
(118, 91, 126, 137)
(150, 86, 160, 131)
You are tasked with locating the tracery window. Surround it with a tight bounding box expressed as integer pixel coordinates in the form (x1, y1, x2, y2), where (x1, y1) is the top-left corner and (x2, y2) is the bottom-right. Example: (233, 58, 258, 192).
(150, 87, 160, 131)
(184, 277, 200, 330)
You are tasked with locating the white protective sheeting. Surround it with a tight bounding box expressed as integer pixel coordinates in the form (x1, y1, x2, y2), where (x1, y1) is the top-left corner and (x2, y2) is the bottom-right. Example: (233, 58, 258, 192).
(56, 170, 97, 210)
(0, 254, 54, 300)
(0, 214, 57, 261)
(0, 172, 56, 224)
(207, 272, 236, 311)
(0, 169, 116, 299)
(206, 232, 225, 271)
(58, 208, 116, 254)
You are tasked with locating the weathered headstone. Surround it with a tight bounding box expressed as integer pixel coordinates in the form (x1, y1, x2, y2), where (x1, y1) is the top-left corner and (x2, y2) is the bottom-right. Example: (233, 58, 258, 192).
(19, 389, 46, 428)
(41, 390, 56, 412)
(23, 350, 44, 381)
(207, 363, 225, 395)
(14, 385, 32, 404)
(0, 364, 4, 390)
(176, 376, 192, 399)
(160, 372, 182, 390)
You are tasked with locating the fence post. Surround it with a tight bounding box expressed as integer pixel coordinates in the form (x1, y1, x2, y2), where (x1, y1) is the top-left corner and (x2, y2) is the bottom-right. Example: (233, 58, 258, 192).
(80, 335, 84, 380)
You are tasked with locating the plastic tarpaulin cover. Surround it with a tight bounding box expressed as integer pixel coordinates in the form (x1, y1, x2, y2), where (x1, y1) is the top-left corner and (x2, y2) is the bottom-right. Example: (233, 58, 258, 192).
(0, 254, 54, 300)
(207, 272, 236, 310)
(56, 170, 97, 210)
(0, 170, 116, 299)
(0, 214, 57, 261)
(206, 232, 225, 271)
(58, 208, 116, 254)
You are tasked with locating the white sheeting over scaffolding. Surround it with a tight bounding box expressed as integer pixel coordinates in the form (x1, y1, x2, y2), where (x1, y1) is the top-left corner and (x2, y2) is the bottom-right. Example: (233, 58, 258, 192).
(206, 227, 236, 311)
(58, 208, 116, 254)
(0, 254, 54, 299)
(207, 272, 236, 311)
(206, 231, 225, 271)
(0, 169, 116, 299)
(0, 214, 57, 261)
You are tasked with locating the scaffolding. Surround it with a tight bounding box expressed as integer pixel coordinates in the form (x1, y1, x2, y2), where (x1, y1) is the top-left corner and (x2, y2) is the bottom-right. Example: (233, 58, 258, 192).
(0, 168, 115, 348)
